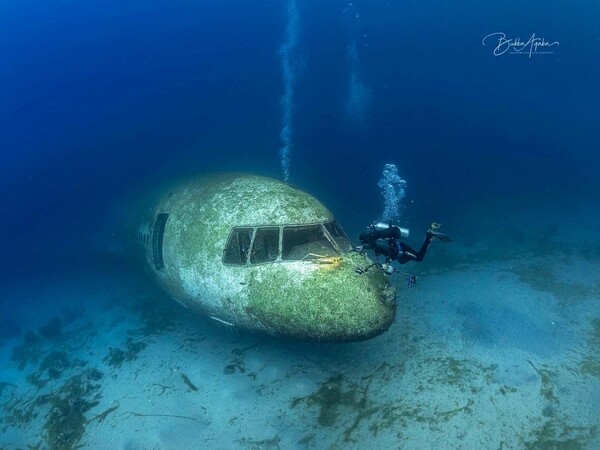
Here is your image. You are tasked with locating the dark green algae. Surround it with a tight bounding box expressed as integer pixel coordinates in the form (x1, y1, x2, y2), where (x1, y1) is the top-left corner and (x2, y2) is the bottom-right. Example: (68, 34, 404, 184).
(245, 254, 395, 342)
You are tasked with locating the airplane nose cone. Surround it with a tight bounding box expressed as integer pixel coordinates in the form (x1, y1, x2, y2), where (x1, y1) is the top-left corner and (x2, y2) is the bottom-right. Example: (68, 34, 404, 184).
(246, 255, 396, 342)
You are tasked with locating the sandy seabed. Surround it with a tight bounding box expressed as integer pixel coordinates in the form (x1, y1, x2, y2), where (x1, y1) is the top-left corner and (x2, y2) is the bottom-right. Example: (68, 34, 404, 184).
(1, 200, 599, 449)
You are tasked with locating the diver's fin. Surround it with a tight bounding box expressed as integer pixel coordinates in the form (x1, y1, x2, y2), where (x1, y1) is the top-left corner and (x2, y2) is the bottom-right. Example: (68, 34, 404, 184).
(428, 223, 452, 243)
(433, 232, 452, 243)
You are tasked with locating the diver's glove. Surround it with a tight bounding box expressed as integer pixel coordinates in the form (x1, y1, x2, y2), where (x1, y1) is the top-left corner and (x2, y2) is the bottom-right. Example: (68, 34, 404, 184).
(351, 245, 371, 257)
(381, 263, 396, 275)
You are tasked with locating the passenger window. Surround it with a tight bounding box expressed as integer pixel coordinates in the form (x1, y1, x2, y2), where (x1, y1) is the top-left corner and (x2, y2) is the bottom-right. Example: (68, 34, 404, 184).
(223, 227, 254, 265)
(324, 221, 352, 252)
(152, 213, 169, 270)
(251, 228, 280, 264)
(282, 225, 338, 260)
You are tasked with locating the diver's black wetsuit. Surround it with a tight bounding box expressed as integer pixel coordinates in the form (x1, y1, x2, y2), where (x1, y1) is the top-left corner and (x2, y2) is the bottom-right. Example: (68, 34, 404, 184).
(359, 222, 449, 265)
(393, 234, 435, 264)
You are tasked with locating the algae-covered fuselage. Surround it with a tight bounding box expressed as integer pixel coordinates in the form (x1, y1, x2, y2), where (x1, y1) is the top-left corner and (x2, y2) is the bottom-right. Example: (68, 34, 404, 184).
(136, 173, 395, 342)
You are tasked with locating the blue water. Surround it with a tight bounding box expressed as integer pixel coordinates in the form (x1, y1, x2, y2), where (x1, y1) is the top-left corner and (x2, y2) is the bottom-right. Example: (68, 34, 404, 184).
(2, 1, 599, 275)
(1, 1, 599, 448)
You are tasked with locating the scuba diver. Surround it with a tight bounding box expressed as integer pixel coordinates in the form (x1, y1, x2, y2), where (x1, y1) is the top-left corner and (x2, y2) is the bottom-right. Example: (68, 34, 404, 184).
(356, 221, 451, 278)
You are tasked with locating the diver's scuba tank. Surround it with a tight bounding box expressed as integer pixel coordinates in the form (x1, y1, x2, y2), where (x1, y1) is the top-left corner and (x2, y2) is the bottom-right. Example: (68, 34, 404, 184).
(360, 221, 409, 245)
(359, 221, 409, 256)
(372, 221, 409, 239)
(359, 221, 408, 261)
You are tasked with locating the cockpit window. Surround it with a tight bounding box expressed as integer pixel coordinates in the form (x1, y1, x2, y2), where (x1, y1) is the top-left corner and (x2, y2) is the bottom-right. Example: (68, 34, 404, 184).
(282, 225, 338, 260)
(251, 227, 280, 264)
(223, 227, 253, 265)
(324, 221, 352, 252)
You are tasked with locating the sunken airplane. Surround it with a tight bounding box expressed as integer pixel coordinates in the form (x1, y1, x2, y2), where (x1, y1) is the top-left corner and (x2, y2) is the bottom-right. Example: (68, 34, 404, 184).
(135, 173, 396, 342)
